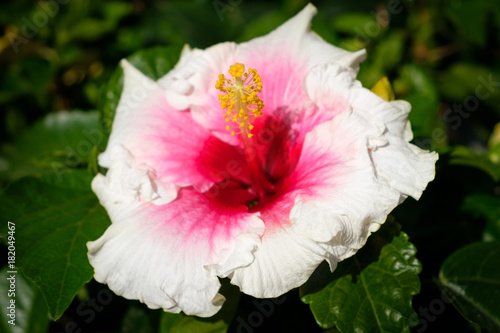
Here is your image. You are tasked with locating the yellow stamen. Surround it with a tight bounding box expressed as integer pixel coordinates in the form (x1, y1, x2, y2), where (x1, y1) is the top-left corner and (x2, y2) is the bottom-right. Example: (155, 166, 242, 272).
(215, 63, 264, 138)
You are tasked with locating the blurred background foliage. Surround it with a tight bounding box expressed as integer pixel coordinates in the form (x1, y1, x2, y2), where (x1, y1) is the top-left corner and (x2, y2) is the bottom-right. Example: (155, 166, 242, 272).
(1, 0, 500, 332)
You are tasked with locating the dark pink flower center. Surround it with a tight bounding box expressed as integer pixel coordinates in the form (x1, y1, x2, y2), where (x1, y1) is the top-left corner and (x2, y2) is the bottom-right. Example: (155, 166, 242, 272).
(198, 112, 303, 212)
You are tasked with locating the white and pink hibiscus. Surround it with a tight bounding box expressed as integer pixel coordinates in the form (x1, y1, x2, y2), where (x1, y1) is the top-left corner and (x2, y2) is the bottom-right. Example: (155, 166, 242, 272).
(87, 4, 437, 317)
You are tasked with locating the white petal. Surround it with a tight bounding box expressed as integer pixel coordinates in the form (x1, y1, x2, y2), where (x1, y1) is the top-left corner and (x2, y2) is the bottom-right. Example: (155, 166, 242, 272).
(88, 185, 265, 317)
(158, 44, 201, 110)
(229, 226, 327, 298)
(305, 63, 438, 199)
(93, 145, 177, 207)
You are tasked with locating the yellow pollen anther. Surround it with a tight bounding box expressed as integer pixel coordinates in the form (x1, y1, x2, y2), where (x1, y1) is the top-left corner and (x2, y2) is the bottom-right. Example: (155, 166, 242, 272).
(215, 62, 264, 138)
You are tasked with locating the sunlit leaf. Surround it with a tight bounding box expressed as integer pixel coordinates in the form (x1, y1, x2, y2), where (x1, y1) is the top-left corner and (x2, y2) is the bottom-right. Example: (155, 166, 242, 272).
(489, 123, 500, 164)
(371, 76, 395, 101)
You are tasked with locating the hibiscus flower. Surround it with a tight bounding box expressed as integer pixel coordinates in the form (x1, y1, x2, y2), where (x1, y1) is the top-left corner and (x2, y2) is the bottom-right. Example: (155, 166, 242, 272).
(88, 4, 437, 317)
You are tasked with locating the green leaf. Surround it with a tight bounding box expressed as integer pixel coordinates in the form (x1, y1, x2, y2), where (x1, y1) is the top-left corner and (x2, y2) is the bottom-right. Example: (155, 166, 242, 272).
(372, 30, 405, 73)
(331, 13, 376, 35)
(462, 193, 500, 241)
(0, 267, 50, 333)
(439, 241, 500, 332)
(121, 305, 154, 333)
(446, 0, 490, 46)
(438, 64, 500, 118)
(0, 170, 111, 320)
(398, 64, 444, 142)
(489, 123, 500, 164)
(101, 1, 134, 24)
(310, 10, 340, 47)
(438, 63, 491, 101)
(57, 1, 133, 44)
(442, 146, 500, 182)
(238, 10, 289, 42)
(160, 314, 227, 333)
(0, 110, 103, 182)
(127, 46, 182, 81)
(357, 31, 405, 87)
(99, 46, 181, 134)
(301, 220, 421, 332)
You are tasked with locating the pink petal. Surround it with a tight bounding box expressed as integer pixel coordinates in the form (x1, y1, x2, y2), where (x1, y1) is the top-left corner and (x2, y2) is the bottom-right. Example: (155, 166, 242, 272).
(101, 60, 251, 195)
